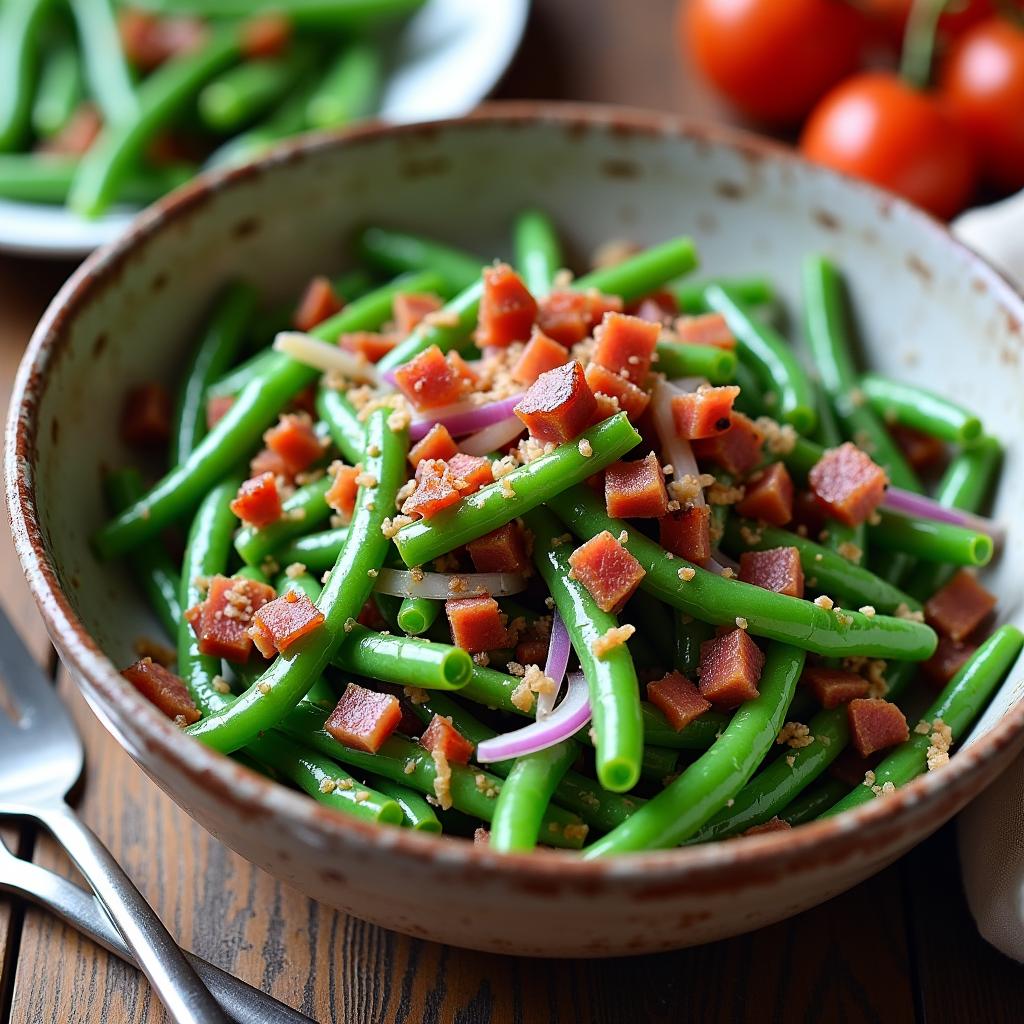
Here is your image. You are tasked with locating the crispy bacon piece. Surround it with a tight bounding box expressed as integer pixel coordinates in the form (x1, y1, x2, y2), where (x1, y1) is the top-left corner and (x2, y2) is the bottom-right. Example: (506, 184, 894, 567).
(537, 289, 623, 346)
(339, 331, 397, 363)
(604, 452, 669, 519)
(646, 671, 711, 731)
(674, 312, 736, 350)
(408, 423, 458, 468)
(265, 412, 323, 477)
(446, 596, 511, 653)
(691, 412, 765, 476)
(698, 629, 765, 707)
(467, 522, 530, 572)
(325, 464, 360, 522)
(121, 658, 200, 724)
(808, 443, 888, 527)
(186, 574, 276, 663)
(591, 311, 659, 383)
(744, 817, 792, 836)
(924, 570, 996, 642)
(241, 12, 291, 58)
(393, 292, 443, 335)
(38, 104, 102, 156)
(736, 463, 794, 526)
(847, 698, 909, 757)
(248, 589, 325, 658)
(448, 452, 493, 495)
(739, 546, 804, 598)
(475, 264, 538, 348)
(567, 531, 646, 613)
(922, 635, 978, 688)
(659, 505, 711, 563)
(889, 423, 947, 474)
(293, 276, 343, 332)
(118, 10, 207, 71)
(514, 360, 597, 444)
(671, 385, 740, 440)
(584, 362, 651, 420)
(394, 344, 475, 411)
(512, 329, 570, 384)
(249, 447, 290, 480)
(231, 472, 282, 527)
(120, 383, 172, 448)
(801, 665, 871, 708)
(419, 714, 475, 765)
(326, 683, 401, 753)
(402, 459, 461, 519)
(205, 394, 235, 429)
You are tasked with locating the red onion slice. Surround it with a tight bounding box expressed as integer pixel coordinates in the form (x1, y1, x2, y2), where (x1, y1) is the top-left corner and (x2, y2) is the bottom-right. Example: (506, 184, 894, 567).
(537, 611, 570, 720)
(408, 393, 524, 441)
(373, 568, 527, 600)
(273, 331, 378, 384)
(883, 487, 1005, 547)
(459, 416, 525, 457)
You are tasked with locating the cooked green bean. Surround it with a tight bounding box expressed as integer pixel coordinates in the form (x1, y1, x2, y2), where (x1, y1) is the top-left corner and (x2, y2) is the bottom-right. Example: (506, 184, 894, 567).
(0, 154, 192, 204)
(490, 741, 577, 852)
(0, 0, 58, 151)
(131, 0, 427, 28)
(315, 387, 364, 466)
(354, 226, 481, 295)
(68, 0, 138, 125)
(673, 275, 774, 314)
(674, 615, 713, 677)
(305, 40, 382, 130)
(654, 340, 737, 384)
(367, 777, 441, 831)
(31, 35, 82, 138)
(860, 372, 983, 445)
(274, 527, 349, 573)
(513, 209, 563, 296)
(333, 623, 472, 691)
(870, 510, 993, 567)
(780, 777, 849, 826)
(235, 475, 334, 567)
(397, 596, 440, 636)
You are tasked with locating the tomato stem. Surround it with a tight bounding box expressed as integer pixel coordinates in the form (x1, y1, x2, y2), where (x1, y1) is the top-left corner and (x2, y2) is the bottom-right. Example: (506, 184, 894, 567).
(900, 0, 952, 89)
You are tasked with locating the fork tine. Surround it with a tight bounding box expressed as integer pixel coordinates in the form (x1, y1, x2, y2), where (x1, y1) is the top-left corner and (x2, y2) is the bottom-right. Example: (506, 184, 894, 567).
(0, 602, 69, 723)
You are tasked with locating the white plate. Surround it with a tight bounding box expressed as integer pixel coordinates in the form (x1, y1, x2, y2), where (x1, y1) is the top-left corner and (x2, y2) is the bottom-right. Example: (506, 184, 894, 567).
(0, 0, 529, 259)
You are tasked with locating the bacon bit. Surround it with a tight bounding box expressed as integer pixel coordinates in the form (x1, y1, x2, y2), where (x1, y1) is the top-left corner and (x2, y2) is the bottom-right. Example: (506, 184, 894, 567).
(744, 816, 792, 836)
(248, 589, 325, 658)
(671, 385, 740, 440)
(584, 362, 651, 421)
(802, 665, 870, 708)
(847, 698, 909, 757)
(38, 103, 102, 156)
(514, 360, 597, 444)
(809, 443, 889, 527)
(567, 531, 646, 613)
(673, 312, 737, 350)
(448, 452, 493, 495)
(646, 671, 711, 731)
(537, 289, 623, 347)
(738, 546, 804, 599)
(265, 412, 323, 478)
(698, 629, 765, 707)
(922, 635, 978, 688)
(889, 423, 947, 473)
(604, 452, 669, 519)
(121, 658, 200, 724)
(420, 714, 475, 765)
(446, 596, 512, 653)
(925, 570, 996, 642)
(394, 345, 475, 411)
(474, 263, 538, 348)
(292, 276, 342, 332)
(186, 574, 276, 662)
(591, 311, 660, 382)
(736, 463, 794, 526)
(241, 12, 291, 58)
(691, 412, 766, 476)
(325, 463, 360, 523)
(591, 623, 636, 657)
(230, 473, 282, 528)
(339, 331, 397, 364)
(659, 505, 712, 564)
(204, 394, 235, 430)
(120, 383, 172, 448)
(401, 459, 461, 519)
(467, 522, 530, 573)
(326, 682, 401, 753)
(512, 328, 570, 384)
(118, 10, 207, 70)
(393, 292, 443, 335)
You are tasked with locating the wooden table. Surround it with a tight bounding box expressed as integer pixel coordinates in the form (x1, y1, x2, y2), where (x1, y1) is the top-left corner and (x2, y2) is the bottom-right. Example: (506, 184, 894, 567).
(0, 2, 1021, 1020)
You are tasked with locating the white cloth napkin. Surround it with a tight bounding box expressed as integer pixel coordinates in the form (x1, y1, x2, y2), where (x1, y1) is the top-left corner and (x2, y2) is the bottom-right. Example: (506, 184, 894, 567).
(953, 191, 1024, 962)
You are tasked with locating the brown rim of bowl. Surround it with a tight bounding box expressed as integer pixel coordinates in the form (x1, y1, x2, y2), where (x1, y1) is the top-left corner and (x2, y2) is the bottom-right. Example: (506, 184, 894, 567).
(7, 101, 1024, 881)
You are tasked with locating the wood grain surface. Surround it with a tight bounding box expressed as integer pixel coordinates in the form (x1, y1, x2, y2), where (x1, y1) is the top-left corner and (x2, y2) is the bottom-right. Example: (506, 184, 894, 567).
(0, 2, 1021, 1021)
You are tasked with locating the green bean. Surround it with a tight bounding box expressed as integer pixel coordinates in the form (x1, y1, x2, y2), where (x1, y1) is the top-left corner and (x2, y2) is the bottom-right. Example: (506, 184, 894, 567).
(704, 285, 815, 433)
(627, 589, 677, 669)
(187, 408, 406, 753)
(171, 282, 256, 465)
(246, 731, 403, 824)
(315, 387, 364, 465)
(584, 643, 805, 855)
(130, 0, 426, 28)
(354, 226, 481, 295)
(822, 520, 866, 565)
(273, 527, 348, 573)
(31, 36, 82, 138)
(395, 413, 641, 567)
(548, 485, 937, 660)
(70, 25, 241, 218)
(722, 517, 919, 614)
(367, 776, 441, 831)
(638, 743, 678, 783)
(279, 700, 587, 848)
(870, 510, 993, 567)
(397, 596, 440, 636)
(95, 276, 416, 558)
(811, 378, 842, 449)
(823, 625, 1024, 816)
(638, 701, 729, 750)
(68, 0, 138, 125)
(780, 777, 849, 826)
(305, 40, 382, 130)
(178, 476, 242, 716)
(732, 360, 771, 419)
(490, 741, 577, 853)
(801, 255, 920, 491)
(860, 372, 982, 445)
(654, 340, 737, 385)
(513, 209, 563, 296)
(275, 568, 322, 603)
(673, 275, 774, 314)
(104, 470, 181, 638)
(333, 268, 376, 302)
(333, 623, 472, 690)
(673, 615, 713, 677)
(0, 0, 56, 152)
(235, 475, 334, 567)
(524, 505, 643, 793)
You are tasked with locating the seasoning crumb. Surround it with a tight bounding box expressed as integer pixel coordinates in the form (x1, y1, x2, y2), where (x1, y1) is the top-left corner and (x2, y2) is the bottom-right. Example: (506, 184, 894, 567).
(403, 686, 429, 705)
(578, 438, 593, 457)
(257, 680, 272, 695)
(319, 778, 337, 794)
(431, 748, 453, 810)
(735, 616, 748, 630)
(859, 605, 877, 619)
(591, 623, 635, 657)
(926, 718, 953, 771)
(814, 595, 835, 610)
(776, 722, 813, 749)
(785, 754, 796, 768)
(677, 566, 697, 582)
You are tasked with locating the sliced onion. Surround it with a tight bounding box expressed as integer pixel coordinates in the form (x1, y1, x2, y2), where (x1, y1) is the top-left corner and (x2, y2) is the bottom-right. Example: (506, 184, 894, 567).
(408, 393, 524, 441)
(476, 672, 591, 763)
(652, 379, 702, 505)
(373, 567, 527, 600)
(537, 611, 570, 720)
(273, 331, 378, 384)
(459, 415, 525, 456)
(883, 487, 1005, 547)
(669, 376, 706, 392)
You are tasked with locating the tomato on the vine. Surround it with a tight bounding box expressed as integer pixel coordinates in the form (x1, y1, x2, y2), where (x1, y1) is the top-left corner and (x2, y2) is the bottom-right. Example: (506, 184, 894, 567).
(679, 0, 868, 125)
(800, 72, 976, 219)
(860, 0, 994, 44)
(940, 17, 1024, 192)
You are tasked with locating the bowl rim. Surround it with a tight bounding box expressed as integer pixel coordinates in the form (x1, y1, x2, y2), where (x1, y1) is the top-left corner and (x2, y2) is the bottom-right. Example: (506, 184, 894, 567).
(8, 100, 1024, 881)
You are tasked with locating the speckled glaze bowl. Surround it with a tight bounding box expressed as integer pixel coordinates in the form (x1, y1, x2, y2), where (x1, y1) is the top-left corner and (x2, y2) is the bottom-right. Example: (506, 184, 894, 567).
(8, 105, 1024, 957)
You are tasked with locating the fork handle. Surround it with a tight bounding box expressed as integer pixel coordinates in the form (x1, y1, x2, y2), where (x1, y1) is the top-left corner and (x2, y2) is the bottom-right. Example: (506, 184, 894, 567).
(33, 801, 230, 1024)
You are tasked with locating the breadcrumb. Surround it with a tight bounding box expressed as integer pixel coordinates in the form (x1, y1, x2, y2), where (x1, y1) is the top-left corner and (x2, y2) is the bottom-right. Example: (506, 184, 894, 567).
(776, 722, 814, 749)
(591, 623, 635, 657)
(578, 438, 593, 457)
(814, 595, 835, 610)
(431, 748, 453, 810)
(926, 718, 953, 771)
(677, 566, 697, 582)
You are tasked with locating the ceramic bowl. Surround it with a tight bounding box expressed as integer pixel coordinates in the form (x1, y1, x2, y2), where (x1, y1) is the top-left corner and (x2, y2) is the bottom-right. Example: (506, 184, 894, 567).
(8, 105, 1024, 957)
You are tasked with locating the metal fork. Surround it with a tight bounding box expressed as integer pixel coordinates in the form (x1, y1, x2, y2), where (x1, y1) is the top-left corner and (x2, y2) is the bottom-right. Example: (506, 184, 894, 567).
(0, 606, 228, 1024)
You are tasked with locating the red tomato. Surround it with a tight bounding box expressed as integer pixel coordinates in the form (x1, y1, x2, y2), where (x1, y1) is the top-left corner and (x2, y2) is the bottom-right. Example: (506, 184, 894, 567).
(800, 72, 976, 220)
(861, 0, 994, 44)
(680, 0, 867, 125)
(940, 17, 1024, 192)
